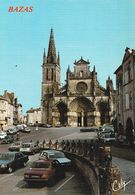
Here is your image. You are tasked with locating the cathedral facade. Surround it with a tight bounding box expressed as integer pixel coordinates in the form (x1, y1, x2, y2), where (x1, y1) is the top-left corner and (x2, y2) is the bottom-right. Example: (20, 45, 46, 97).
(41, 29, 116, 127)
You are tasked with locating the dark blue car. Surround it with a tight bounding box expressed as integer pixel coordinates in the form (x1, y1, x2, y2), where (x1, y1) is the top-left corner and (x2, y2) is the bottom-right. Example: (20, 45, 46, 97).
(0, 152, 29, 173)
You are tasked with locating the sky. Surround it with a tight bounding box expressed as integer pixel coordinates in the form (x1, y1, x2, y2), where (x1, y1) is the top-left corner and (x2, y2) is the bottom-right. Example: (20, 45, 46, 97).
(0, 0, 135, 114)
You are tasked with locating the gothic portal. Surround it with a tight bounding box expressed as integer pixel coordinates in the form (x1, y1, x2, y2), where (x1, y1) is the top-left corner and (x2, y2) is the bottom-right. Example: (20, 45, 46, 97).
(41, 29, 116, 127)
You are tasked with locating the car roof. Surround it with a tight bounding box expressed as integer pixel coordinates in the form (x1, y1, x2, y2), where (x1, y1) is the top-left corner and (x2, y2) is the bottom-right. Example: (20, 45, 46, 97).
(11, 141, 22, 145)
(22, 142, 34, 145)
(41, 150, 63, 154)
(0, 151, 20, 155)
(35, 159, 55, 163)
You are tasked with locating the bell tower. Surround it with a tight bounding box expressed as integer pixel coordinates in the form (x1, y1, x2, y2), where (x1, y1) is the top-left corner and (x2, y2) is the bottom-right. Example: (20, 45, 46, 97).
(41, 29, 61, 124)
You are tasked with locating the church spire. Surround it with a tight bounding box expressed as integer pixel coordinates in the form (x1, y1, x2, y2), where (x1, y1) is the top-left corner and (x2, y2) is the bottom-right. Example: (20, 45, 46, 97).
(43, 48, 46, 64)
(93, 65, 96, 72)
(47, 28, 57, 64)
(57, 52, 60, 65)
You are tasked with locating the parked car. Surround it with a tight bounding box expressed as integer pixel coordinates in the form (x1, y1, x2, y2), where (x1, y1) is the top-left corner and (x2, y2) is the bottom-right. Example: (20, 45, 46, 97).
(28, 123, 34, 127)
(43, 124, 52, 128)
(20, 127, 31, 133)
(0, 152, 29, 173)
(24, 159, 65, 186)
(20, 142, 40, 155)
(39, 150, 71, 168)
(0, 131, 7, 140)
(16, 124, 25, 131)
(55, 123, 61, 128)
(0, 135, 14, 144)
(8, 141, 23, 151)
(98, 128, 114, 137)
(100, 133, 116, 144)
(101, 124, 114, 132)
(80, 127, 99, 133)
(38, 123, 51, 127)
(7, 127, 19, 135)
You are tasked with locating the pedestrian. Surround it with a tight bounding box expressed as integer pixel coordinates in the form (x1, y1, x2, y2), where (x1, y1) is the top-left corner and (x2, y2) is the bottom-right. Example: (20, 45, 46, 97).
(35, 121, 38, 131)
(36, 125, 38, 131)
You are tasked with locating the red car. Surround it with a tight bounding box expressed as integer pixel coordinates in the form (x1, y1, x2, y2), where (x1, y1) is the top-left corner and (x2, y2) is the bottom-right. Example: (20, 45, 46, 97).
(24, 159, 65, 186)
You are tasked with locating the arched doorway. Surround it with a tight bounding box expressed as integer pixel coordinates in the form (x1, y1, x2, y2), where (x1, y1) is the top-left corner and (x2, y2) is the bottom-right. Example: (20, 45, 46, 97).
(53, 101, 67, 126)
(69, 97, 95, 127)
(126, 117, 134, 145)
(97, 101, 109, 125)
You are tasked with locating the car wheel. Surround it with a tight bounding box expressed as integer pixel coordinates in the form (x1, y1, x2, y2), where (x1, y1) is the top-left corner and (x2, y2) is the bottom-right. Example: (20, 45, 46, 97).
(48, 177, 55, 187)
(27, 181, 33, 187)
(8, 167, 13, 173)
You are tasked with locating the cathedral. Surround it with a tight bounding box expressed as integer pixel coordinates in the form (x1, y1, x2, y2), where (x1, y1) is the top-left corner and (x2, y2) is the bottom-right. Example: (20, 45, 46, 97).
(41, 29, 116, 127)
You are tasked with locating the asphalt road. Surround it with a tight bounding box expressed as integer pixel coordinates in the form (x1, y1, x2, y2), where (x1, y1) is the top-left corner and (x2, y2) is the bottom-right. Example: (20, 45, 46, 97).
(0, 127, 92, 195)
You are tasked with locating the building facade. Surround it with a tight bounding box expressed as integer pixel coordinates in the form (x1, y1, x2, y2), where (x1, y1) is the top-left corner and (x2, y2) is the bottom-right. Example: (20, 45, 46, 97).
(26, 107, 41, 126)
(41, 29, 116, 127)
(114, 47, 135, 135)
(0, 90, 23, 129)
(0, 96, 8, 127)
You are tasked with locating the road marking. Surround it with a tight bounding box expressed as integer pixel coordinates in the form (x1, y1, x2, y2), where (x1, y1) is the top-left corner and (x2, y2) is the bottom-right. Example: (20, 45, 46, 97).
(0, 173, 13, 182)
(54, 174, 75, 192)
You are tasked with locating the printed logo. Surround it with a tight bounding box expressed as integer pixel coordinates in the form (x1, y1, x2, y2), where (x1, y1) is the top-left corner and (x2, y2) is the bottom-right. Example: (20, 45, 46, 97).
(112, 178, 131, 192)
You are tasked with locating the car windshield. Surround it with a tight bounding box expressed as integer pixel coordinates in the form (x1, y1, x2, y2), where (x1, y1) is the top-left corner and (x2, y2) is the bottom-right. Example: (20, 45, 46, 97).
(48, 154, 55, 159)
(103, 128, 113, 132)
(0, 131, 6, 134)
(14, 142, 21, 146)
(54, 152, 65, 158)
(22, 144, 31, 148)
(9, 129, 15, 132)
(31, 162, 50, 168)
(0, 153, 14, 160)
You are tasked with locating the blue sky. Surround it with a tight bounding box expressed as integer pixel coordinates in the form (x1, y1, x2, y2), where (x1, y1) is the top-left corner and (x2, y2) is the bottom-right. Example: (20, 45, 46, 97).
(0, 0, 135, 114)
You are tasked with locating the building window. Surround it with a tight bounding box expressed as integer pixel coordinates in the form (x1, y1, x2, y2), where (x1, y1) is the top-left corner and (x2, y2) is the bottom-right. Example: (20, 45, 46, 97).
(124, 66, 131, 84)
(125, 93, 129, 109)
(129, 91, 132, 108)
(117, 82, 120, 95)
(46, 68, 52, 81)
(79, 71, 83, 78)
(51, 68, 53, 80)
(46, 68, 48, 80)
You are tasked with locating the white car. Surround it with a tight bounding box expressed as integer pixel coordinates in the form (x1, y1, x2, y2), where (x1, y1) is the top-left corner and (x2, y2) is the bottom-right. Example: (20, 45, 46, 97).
(100, 133, 116, 143)
(7, 127, 19, 135)
(0, 131, 7, 140)
(39, 150, 71, 168)
(20, 142, 40, 154)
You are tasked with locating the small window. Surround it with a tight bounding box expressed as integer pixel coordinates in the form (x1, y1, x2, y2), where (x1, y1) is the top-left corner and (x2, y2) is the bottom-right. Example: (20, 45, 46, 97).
(125, 94, 129, 109)
(79, 71, 83, 78)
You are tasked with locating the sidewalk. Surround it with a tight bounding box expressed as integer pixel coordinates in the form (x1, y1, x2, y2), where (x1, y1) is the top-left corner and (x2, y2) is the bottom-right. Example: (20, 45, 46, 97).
(111, 145, 135, 162)
(112, 157, 135, 195)
(112, 145, 135, 194)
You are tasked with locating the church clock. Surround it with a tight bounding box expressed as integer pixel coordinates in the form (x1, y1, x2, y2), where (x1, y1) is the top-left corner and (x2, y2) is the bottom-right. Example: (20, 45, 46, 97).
(76, 82, 88, 93)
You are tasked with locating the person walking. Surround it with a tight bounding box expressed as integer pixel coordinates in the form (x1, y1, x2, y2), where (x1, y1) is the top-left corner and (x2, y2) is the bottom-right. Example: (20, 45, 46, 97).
(35, 121, 38, 131)
(36, 125, 38, 131)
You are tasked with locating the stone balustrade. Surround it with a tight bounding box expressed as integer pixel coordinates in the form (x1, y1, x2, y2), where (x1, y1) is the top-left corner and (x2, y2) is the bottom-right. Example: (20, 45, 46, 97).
(36, 139, 121, 195)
